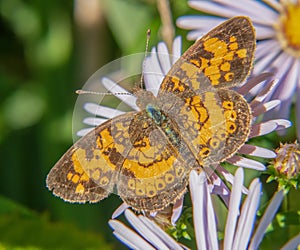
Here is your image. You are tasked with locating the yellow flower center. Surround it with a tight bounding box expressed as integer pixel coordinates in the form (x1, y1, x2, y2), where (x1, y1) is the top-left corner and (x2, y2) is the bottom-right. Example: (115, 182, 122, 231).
(277, 1, 300, 57)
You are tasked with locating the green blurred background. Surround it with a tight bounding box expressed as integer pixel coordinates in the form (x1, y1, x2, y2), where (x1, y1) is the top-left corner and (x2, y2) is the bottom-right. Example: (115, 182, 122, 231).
(0, 0, 192, 249)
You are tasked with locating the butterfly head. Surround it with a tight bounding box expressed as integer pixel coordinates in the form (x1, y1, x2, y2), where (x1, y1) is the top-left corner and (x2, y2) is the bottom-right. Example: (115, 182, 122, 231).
(134, 88, 157, 110)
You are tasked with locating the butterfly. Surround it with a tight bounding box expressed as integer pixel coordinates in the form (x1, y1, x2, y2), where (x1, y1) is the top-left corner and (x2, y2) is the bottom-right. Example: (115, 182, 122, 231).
(46, 16, 255, 212)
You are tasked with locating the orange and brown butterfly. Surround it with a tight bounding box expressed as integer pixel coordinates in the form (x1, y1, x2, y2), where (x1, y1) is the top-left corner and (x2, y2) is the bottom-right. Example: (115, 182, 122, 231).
(46, 16, 255, 212)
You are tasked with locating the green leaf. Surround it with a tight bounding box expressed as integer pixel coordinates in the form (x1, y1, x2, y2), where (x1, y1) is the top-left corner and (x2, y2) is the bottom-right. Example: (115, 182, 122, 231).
(2, 84, 46, 129)
(0, 196, 113, 249)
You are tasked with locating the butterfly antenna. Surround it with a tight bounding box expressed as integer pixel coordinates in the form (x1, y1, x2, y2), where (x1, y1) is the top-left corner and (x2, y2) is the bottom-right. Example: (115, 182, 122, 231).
(139, 29, 151, 89)
(76, 89, 132, 96)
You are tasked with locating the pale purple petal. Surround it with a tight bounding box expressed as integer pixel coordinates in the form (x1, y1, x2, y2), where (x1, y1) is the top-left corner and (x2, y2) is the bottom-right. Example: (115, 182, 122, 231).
(271, 99, 293, 122)
(224, 168, 244, 250)
(249, 119, 291, 138)
(254, 39, 280, 61)
(255, 25, 276, 40)
(237, 72, 273, 96)
(216, 165, 248, 195)
(251, 100, 280, 117)
(188, 0, 277, 25)
(263, 0, 283, 12)
(248, 78, 278, 99)
(249, 190, 284, 249)
(206, 180, 219, 250)
(238, 144, 276, 158)
(297, 76, 300, 139)
(273, 56, 299, 101)
(124, 210, 169, 250)
(209, 171, 229, 195)
(250, 79, 279, 105)
(253, 45, 281, 75)
(226, 155, 266, 170)
(177, 16, 224, 30)
(281, 233, 300, 250)
(233, 178, 261, 250)
(138, 216, 185, 250)
(109, 219, 155, 250)
(190, 170, 210, 250)
(273, 119, 293, 130)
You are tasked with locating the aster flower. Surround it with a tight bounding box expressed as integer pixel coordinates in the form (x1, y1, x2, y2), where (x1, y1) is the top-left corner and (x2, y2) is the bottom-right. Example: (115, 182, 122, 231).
(76, 36, 291, 211)
(177, 0, 300, 138)
(109, 168, 300, 249)
(109, 209, 188, 250)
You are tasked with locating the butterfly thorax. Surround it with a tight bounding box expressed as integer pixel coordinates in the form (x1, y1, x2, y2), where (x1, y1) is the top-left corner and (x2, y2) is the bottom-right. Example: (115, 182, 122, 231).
(145, 103, 181, 147)
(135, 89, 181, 148)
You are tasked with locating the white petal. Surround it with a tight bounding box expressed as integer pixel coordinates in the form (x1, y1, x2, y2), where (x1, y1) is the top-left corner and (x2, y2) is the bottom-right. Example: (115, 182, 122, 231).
(251, 100, 280, 117)
(125, 210, 169, 250)
(76, 127, 93, 137)
(188, 0, 277, 25)
(238, 144, 276, 158)
(83, 102, 125, 118)
(138, 216, 184, 250)
(172, 36, 182, 65)
(249, 119, 291, 138)
(224, 168, 244, 250)
(102, 77, 138, 110)
(187, 30, 208, 40)
(144, 48, 164, 96)
(171, 197, 184, 225)
(82, 117, 106, 126)
(216, 165, 248, 194)
(112, 202, 129, 219)
(157, 42, 172, 75)
(233, 178, 261, 250)
(109, 219, 155, 250)
(251, 78, 278, 104)
(273, 119, 292, 130)
(226, 155, 266, 170)
(249, 190, 284, 249)
(189, 170, 209, 250)
(176, 16, 224, 30)
(188, 1, 241, 20)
